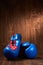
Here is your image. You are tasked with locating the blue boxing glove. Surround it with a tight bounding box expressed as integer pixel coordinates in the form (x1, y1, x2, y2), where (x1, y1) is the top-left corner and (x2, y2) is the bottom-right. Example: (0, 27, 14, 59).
(22, 42, 38, 58)
(3, 34, 22, 59)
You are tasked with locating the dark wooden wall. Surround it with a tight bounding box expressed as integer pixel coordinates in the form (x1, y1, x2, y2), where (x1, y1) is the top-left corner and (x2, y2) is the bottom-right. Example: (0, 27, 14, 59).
(0, 0, 43, 58)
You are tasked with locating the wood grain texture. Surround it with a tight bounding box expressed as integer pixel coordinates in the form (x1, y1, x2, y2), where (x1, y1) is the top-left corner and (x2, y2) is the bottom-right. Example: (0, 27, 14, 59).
(0, 60, 43, 65)
(0, 0, 43, 59)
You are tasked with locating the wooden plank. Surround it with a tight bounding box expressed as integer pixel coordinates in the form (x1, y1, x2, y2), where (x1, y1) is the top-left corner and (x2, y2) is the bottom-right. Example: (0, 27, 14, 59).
(0, 59, 43, 65)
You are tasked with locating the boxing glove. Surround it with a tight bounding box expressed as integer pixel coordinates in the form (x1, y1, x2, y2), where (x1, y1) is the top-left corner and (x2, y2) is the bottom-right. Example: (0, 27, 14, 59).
(22, 42, 38, 58)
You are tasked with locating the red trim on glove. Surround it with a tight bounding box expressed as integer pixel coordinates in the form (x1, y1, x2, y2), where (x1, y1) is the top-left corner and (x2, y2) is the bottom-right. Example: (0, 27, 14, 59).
(9, 40, 18, 50)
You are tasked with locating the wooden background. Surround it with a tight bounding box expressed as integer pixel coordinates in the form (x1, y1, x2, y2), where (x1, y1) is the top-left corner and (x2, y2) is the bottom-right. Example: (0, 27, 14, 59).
(0, 0, 43, 60)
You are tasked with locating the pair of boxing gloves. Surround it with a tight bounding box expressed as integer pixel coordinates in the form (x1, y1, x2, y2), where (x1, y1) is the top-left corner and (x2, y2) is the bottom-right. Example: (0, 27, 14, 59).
(3, 34, 38, 59)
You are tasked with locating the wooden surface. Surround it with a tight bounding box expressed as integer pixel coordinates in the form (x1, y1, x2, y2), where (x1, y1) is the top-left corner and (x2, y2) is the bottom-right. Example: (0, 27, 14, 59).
(0, 54, 43, 65)
(0, 0, 43, 65)
(0, 60, 43, 65)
